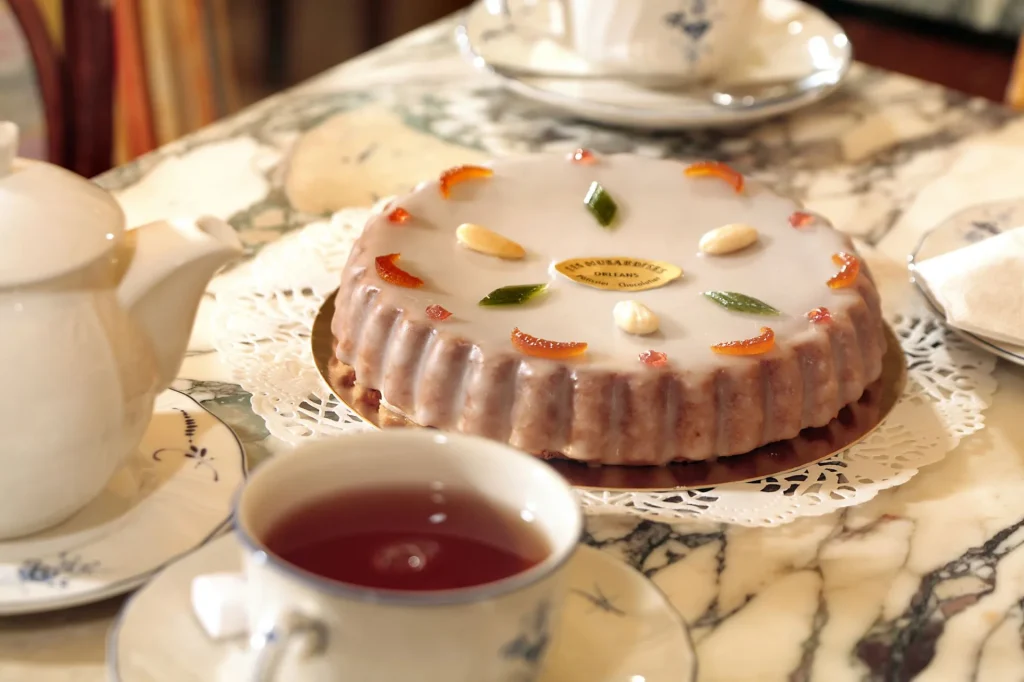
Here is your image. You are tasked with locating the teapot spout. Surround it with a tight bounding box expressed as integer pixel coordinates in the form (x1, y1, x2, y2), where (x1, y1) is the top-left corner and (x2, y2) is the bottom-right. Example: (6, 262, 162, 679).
(116, 217, 243, 390)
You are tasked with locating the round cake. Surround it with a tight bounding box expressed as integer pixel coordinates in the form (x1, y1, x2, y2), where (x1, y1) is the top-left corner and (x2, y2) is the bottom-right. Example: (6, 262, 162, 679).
(331, 153, 886, 465)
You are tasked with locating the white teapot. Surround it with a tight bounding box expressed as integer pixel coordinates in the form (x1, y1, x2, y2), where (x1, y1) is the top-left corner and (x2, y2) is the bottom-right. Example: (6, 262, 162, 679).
(0, 122, 243, 539)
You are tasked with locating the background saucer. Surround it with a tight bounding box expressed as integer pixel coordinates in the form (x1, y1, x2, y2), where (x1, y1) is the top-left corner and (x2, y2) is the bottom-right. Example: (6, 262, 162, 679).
(908, 199, 1024, 367)
(0, 390, 246, 615)
(457, 0, 852, 129)
(109, 535, 696, 682)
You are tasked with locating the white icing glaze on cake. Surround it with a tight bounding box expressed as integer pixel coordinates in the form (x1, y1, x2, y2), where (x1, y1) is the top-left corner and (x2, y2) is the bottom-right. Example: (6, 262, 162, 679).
(332, 154, 886, 464)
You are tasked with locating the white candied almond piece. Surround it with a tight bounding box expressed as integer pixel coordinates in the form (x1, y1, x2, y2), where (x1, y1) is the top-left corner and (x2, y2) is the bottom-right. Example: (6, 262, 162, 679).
(455, 223, 526, 260)
(613, 300, 660, 335)
(699, 223, 758, 255)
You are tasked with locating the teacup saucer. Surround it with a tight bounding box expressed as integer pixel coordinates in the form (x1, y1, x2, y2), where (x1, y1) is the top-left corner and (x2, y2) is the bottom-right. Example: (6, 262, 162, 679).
(908, 199, 1024, 367)
(457, 0, 851, 129)
(0, 390, 246, 615)
(108, 535, 697, 681)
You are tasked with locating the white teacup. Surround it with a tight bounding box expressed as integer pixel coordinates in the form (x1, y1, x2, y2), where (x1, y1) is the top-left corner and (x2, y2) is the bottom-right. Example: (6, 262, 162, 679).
(233, 430, 583, 681)
(493, 0, 761, 82)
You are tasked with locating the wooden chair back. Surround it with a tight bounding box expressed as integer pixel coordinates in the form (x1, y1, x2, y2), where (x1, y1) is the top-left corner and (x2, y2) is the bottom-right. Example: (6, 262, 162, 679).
(7, 0, 113, 176)
(1008, 35, 1024, 109)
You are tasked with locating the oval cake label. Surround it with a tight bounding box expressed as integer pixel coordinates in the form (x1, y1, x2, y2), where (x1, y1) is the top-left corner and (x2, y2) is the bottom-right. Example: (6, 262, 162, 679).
(555, 257, 682, 292)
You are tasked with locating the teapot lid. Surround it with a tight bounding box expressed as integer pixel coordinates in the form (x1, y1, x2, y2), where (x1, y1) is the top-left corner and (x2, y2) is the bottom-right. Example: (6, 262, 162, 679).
(0, 122, 125, 288)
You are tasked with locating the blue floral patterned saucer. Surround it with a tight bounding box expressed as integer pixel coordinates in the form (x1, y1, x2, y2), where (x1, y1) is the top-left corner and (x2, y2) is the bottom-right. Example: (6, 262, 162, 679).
(108, 534, 696, 681)
(0, 390, 246, 615)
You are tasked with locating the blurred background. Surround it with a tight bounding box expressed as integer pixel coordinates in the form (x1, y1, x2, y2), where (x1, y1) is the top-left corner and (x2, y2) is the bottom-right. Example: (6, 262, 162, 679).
(1, 0, 1021, 176)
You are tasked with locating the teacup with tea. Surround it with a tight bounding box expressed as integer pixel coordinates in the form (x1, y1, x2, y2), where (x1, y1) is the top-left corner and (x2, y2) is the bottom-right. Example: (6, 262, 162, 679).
(233, 430, 583, 681)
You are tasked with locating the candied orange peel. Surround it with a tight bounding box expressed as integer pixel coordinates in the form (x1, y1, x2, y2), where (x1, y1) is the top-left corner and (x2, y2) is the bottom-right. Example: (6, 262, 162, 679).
(568, 148, 597, 164)
(511, 328, 587, 359)
(711, 327, 775, 356)
(807, 307, 832, 323)
(387, 207, 412, 224)
(438, 164, 494, 198)
(789, 211, 815, 228)
(827, 252, 860, 289)
(374, 253, 424, 289)
(639, 350, 668, 367)
(683, 161, 744, 193)
(425, 304, 452, 321)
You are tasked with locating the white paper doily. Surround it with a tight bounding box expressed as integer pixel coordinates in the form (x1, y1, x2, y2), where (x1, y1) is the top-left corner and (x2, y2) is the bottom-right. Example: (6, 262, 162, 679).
(212, 207, 997, 527)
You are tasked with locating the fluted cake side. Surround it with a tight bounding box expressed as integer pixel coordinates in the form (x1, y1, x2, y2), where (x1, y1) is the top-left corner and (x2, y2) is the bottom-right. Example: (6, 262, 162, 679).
(332, 254, 885, 465)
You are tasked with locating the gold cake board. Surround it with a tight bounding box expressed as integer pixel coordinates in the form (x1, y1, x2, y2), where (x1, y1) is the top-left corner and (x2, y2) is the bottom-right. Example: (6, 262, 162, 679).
(311, 292, 906, 492)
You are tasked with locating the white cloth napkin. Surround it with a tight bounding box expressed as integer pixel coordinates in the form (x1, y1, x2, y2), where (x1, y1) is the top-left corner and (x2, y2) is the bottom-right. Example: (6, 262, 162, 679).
(915, 226, 1024, 345)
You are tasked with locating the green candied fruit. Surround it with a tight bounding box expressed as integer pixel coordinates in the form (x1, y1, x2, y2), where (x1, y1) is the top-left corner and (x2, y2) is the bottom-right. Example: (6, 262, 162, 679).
(584, 181, 617, 228)
(478, 283, 548, 306)
(702, 291, 781, 316)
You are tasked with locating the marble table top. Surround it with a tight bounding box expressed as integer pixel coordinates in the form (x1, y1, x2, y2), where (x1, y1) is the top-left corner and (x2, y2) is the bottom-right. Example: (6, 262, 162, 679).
(6, 15, 1024, 682)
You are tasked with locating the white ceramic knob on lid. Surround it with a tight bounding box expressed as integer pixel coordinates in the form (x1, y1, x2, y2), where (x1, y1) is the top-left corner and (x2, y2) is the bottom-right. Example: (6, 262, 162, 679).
(0, 121, 126, 288)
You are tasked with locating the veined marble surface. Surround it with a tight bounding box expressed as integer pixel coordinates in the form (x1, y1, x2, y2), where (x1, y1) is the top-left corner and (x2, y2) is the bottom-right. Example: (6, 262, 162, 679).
(4, 15, 1024, 682)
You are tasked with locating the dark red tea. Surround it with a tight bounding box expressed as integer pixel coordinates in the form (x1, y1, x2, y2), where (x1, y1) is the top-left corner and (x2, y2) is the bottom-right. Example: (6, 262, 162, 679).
(262, 487, 550, 591)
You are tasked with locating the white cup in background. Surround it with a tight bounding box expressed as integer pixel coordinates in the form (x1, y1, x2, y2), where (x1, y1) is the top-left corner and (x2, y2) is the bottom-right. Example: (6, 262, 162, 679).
(493, 0, 762, 82)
